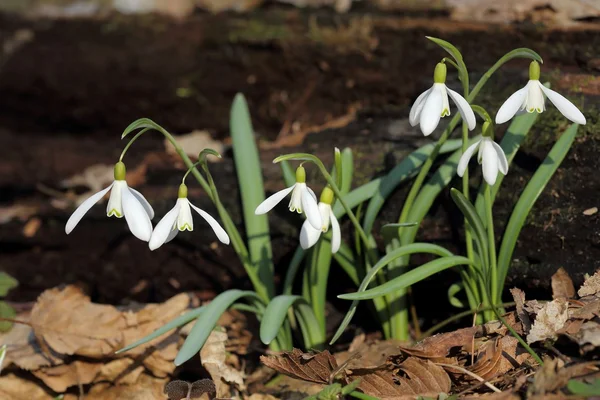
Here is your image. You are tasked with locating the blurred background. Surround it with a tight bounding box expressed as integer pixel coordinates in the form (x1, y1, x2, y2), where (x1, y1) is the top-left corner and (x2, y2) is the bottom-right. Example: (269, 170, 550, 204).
(0, 0, 598, 319)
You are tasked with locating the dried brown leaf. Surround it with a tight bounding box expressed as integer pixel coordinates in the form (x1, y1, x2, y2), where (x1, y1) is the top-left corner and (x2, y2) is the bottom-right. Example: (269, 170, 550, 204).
(31, 360, 101, 392)
(570, 298, 600, 320)
(201, 330, 245, 397)
(0, 373, 56, 400)
(349, 358, 451, 399)
(0, 320, 64, 370)
(399, 326, 480, 361)
(510, 288, 531, 333)
(578, 269, 600, 297)
(83, 373, 168, 400)
(164, 379, 216, 400)
(527, 298, 569, 344)
(336, 339, 404, 369)
(260, 348, 338, 384)
(569, 321, 600, 353)
(551, 267, 575, 299)
(529, 359, 599, 396)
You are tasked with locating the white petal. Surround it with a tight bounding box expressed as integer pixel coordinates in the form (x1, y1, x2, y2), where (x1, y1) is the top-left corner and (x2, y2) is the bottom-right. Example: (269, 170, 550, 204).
(148, 203, 181, 250)
(409, 87, 432, 126)
(65, 183, 114, 234)
(526, 80, 545, 113)
(307, 187, 317, 202)
(419, 84, 443, 136)
(165, 225, 180, 244)
(189, 202, 230, 244)
(129, 187, 155, 219)
(539, 82, 586, 125)
(329, 210, 341, 253)
(491, 140, 509, 175)
(318, 203, 331, 231)
(301, 187, 322, 230)
(299, 220, 321, 250)
(457, 140, 480, 177)
(495, 86, 527, 124)
(481, 140, 499, 186)
(254, 185, 295, 215)
(177, 198, 194, 231)
(122, 186, 153, 241)
(447, 87, 476, 130)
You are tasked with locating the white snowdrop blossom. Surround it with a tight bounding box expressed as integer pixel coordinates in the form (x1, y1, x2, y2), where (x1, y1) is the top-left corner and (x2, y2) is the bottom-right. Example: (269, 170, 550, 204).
(299, 187, 340, 253)
(496, 61, 586, 125)
(457, 134, 508, 186)
(0, 344, 6, 375)
(410, 62, 476, 136)
(65, 162, 154, 241)
(148, 184, 229, 250)
(254, 165, 321, 230)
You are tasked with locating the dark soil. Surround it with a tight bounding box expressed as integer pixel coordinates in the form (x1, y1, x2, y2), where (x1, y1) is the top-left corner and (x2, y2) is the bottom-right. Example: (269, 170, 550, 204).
(0, 7, 599, 332)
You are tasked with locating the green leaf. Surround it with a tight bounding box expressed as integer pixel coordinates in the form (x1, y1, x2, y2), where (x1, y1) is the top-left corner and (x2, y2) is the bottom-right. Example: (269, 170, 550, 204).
(342, 379, 362, 395)
(280, 160, 296, 187)
(175, 290, 261, 366)
(230, 93, 275, 300)
(0, 272, 18, 297)
(330, 243, 453, 343)
(338, 256, 473, 301)
(362, 139, 462, 234)
(340, 147, 354, 196)
(116, 306, 205, 354)
(568, 379, 600, 396)
(497, 123, 578, 293)
(426, 36, 464, 63)
(450, 188, 489, 273)
(448, 283, 466, 308)
(0, 301, 16, 332)
(294, 301, 325, 349)
(260, 295, 304, 345)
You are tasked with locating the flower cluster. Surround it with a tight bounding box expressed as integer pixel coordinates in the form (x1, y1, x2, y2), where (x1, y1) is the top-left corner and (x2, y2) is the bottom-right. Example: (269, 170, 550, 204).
(65, 162, 230, 249)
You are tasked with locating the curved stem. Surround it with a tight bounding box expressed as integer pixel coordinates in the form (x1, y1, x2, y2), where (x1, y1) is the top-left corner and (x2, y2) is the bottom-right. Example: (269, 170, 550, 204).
(485, 184, 499, 307)
(182, 161, 201, 183)
(119, 128, 150, 162)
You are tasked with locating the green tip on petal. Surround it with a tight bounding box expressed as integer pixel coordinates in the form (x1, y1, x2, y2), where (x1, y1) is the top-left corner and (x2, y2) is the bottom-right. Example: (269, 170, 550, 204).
(529, 61, 541, 80)
(433, 62, 447, 84)
(114, 162, 126, 181)
(295, 165, 306, 183)
(178, 183, 188, 199)
(320, 186, 335, 205)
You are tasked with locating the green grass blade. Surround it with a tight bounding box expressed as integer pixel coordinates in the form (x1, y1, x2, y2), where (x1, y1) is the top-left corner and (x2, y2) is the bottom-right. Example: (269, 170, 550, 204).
(294, 302, 326, 349)
(450, 188, 489, 272)
(230, 93, 275, 300)
(260, 295, 303, 345)
(340, 148, 354, 196)
(280, 160, 296, 187)
(116, 306, 205, 354)
(175, 290, 261, 365)
(497, 123, 578, 293)
(363, 139, 462, 234)
(339, 256, 473, 301)
(330, 243, 453, 344)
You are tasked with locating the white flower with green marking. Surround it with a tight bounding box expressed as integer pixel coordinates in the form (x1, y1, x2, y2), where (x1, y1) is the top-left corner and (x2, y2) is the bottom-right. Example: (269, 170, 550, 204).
(496, 61, 586, 125)
(65, 162, 154, 241)
(255, 165, 322, 230)
(299, 187, 341, 253)
(149, 183, 230, 250)
(410, 62, 476, 136)
(457, 134, 508, 186)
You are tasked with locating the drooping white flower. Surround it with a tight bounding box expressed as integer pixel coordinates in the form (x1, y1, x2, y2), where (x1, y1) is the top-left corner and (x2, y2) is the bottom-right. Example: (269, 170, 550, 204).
(496, 61, 586, 125)
(410, 62, 476, 136)
(149, 184, 229, 251)
(457, 135, 508, 186)
(299, 187, 340, 253)
(255, 165, 321, 230)
(65, 162, 154, 241)
(0, 344, 6, 375)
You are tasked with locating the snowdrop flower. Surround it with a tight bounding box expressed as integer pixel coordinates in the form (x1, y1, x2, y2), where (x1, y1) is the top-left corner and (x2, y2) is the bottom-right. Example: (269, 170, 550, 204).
(65, 162, 154, 241)
(496, 61, 586, 125)
(0, 344, 6, 374)
(410, 62, 476, 136)
(149, 183, 230, 250)
(255, 165, 321, 230)
(457, 123, 508, 186)
(299, 187, 340, 253)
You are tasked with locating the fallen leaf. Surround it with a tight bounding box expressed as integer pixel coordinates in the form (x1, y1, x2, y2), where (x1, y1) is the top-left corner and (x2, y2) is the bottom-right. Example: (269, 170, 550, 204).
(578, 270, 600, 298)
(569, 321, 600, 353)
(551, 267, 575, 299)
(348, 358, 451, 399)
(31, 360, 101, 392)
(201, 330, 246, 397)
(527, 298, 569, 344)
(164, 130, 224, 161)
(336, 339, 404, 369)
(570, 298, 600, 320)
(164, 379, 216, 400)
(399, 326, 480, 361)
(260, 348, 338, 384)
(0, 373, 56, 400)
(528, 359, 599, 396)
(0, 320, 64, 370)
(510, 288, 532, 334)
(83, 373, 168, 400)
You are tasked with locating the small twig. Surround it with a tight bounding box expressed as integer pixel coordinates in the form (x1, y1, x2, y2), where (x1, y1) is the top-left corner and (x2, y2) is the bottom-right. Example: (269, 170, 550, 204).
(436, 363, 502, 393)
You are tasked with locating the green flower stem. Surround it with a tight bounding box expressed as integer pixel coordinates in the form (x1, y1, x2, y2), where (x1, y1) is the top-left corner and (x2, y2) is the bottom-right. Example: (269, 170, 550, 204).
(484, 184, 499, 307)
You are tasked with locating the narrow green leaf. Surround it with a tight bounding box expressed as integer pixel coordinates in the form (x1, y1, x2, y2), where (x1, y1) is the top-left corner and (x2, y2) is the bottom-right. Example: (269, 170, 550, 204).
(230, 93, 275, 299)
(260, 295, 304, 345)
(121, 117, 163, 138)
(497, 123, 578, 292)
(116, 306, 205, 354)
(175, 290, 261, 366)
(450, 188, 489, 272)
(426, 36, 464, 63)
(339, 256, 473, 301)
(0, 272, 18, 297)
(363, 139, 462, 234)
(330, 243, 453, 344)
(294, 301, 325, 349)
(280, 160, 296, 187)
(0, 301, 16, 332)
(568, 379, 600, 396)
(448, 283, 466, 308)
(340, 148, 353, 196)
